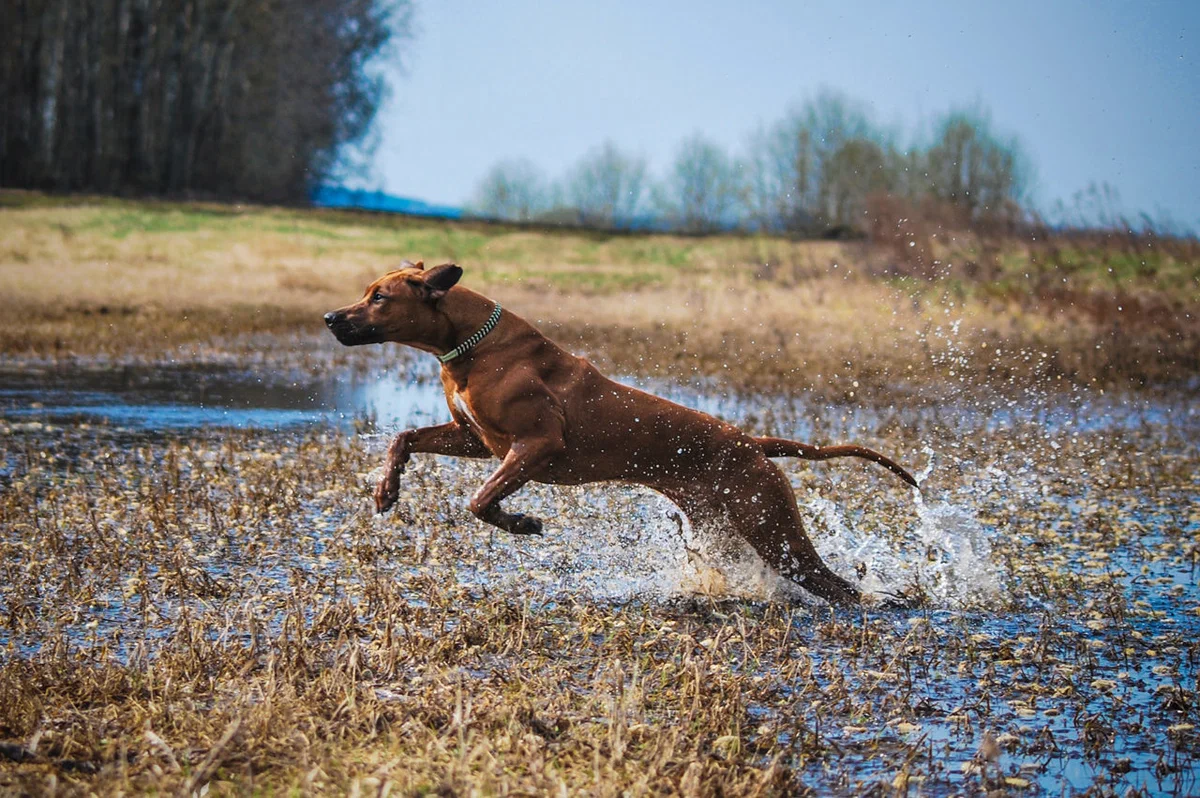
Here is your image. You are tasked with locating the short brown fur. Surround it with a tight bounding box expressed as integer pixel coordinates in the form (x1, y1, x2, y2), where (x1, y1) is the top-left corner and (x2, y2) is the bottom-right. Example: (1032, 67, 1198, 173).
(325, 262, 917, 606)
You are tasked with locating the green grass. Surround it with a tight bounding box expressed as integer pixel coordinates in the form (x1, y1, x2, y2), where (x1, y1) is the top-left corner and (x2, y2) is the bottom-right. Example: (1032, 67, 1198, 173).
(8, 190, 1197, 295)
(500, 266, 667, 292)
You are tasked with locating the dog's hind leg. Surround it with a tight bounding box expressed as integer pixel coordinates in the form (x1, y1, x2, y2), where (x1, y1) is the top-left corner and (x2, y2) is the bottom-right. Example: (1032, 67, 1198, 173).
(755, 436, 918, 487)
(733, 466, 861, 606)
(467, 438, 565, 537)
(665, 457, 862, 607)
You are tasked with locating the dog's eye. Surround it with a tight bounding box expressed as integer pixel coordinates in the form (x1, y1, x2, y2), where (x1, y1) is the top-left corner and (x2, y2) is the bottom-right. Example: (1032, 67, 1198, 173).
(371, 291, 386, 303)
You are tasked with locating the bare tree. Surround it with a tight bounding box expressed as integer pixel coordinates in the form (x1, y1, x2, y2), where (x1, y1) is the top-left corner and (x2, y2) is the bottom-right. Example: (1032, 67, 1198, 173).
(885, 146, 929, 202)
(744, 94, 1033, 233)
(0, 0, 410, 202)
(744, 122, 805, 232)
(820, 138, 897, 229)
(743, 89, 880, 232)
(924, 107, 1031, 217)
(470, 159, 547, 221)
(563, 140, 646, 228)
(657, 133, 742, 233)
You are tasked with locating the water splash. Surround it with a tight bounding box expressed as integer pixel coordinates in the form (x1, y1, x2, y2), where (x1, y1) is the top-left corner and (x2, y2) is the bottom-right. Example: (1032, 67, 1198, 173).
(797, 465, 1001, 607)
(395, 461, 1003, 608)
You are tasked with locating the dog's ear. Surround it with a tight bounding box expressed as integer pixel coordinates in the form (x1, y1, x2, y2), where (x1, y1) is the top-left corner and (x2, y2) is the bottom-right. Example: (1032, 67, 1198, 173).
(400, 259, 425, 270)
(421, 263, 462, 301)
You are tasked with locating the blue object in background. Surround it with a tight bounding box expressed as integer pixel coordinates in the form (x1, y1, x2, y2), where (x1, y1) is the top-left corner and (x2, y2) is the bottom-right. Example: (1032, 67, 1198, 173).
(311, 185, 463, 220)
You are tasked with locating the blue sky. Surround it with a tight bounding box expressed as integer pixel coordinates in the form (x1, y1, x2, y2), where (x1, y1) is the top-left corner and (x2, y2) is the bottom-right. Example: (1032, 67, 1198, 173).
(367, 0, 1199, 226)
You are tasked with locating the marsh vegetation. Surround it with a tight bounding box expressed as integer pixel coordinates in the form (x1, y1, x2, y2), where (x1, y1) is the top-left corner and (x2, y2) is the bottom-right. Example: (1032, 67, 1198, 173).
(1, 193, 1198, 794)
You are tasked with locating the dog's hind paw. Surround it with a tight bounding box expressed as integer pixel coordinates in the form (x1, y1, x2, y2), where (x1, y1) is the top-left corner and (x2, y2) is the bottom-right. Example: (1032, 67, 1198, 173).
(374, 486, 399, 514)
(508, 514, 544, 536)
(876, 590, 926, 610)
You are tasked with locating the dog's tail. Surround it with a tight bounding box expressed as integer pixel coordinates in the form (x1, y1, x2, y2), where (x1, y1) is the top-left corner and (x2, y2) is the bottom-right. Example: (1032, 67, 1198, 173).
(755, 436, 919, 488)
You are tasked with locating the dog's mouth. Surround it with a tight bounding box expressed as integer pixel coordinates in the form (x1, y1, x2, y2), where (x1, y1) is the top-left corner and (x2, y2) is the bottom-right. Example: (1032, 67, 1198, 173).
(324, 312, 381, 346)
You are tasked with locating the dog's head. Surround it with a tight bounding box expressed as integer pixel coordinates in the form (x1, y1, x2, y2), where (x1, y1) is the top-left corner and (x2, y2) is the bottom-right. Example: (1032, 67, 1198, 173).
(324, 260, 463, 347)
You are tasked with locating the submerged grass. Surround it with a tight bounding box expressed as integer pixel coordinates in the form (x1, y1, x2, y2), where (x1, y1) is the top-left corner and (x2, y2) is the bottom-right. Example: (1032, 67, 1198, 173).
(0, 386, 1198, 794)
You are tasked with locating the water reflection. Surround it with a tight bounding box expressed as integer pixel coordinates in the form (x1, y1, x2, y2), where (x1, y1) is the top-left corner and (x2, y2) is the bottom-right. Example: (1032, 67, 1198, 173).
(2, 362, 1194, 440)
(0, 363, 446, 431)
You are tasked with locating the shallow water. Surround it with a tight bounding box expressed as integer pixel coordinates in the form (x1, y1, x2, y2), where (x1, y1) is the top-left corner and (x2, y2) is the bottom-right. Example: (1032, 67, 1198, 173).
(1, 357, 1194, 609)
(0, 361, 445, 431)
(2, 356, 1198, 794)
(3, 358, 1192, 436)
(0, 360, 808, 432)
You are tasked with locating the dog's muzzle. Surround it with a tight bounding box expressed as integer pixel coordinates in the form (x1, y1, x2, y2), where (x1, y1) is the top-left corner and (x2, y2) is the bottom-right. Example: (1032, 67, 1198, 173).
(324, 311, 378, 346)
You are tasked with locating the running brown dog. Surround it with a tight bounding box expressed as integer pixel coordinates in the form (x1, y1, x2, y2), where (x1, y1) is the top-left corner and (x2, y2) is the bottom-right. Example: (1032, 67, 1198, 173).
(324, 261, 918, 606)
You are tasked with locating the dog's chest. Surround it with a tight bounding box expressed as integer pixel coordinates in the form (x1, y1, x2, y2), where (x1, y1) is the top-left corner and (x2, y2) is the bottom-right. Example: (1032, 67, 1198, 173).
(452, 392, 482, 430)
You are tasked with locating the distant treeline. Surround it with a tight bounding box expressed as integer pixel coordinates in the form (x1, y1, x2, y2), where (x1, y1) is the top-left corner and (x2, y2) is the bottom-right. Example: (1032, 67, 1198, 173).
(0, 0, 408, 202)
(470, 91, 1033, 236)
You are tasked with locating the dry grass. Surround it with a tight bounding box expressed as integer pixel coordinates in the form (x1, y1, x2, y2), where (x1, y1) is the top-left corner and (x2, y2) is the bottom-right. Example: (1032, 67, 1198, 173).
(2, 191, 1197, 396)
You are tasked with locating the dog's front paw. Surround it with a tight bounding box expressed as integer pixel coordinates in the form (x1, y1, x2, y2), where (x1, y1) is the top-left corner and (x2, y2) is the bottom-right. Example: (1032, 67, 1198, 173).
(374, 474, 400, 514)
(509, 514, 544, 536)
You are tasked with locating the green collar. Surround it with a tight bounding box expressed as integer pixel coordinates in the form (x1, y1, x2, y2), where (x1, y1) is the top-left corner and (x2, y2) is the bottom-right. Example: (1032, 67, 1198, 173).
(438, 302, 502, 363)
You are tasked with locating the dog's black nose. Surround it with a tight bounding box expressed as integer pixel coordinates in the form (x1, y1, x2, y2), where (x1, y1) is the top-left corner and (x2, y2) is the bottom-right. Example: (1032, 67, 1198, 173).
(324, 311, 339, 328)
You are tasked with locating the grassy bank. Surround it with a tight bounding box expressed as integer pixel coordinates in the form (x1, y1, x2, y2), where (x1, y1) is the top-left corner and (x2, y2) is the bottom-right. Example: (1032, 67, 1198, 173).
(1, 191, 1197, 397)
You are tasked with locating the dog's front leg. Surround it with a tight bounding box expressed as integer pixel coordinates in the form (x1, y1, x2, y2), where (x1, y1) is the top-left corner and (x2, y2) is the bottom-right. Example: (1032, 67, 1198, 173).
(467, 439, 563, 536)
(376, 422, 491, 513)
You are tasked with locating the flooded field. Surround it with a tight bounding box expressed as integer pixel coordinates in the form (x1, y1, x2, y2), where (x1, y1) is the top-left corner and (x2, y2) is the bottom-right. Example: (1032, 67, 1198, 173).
(1, 339, 1198, 795)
